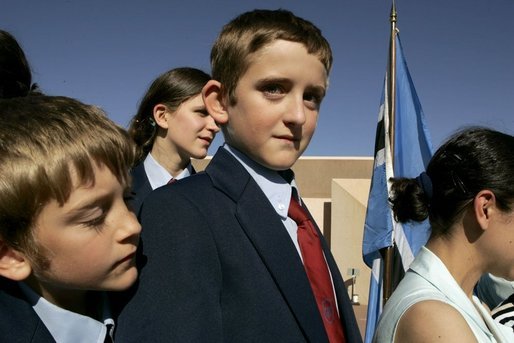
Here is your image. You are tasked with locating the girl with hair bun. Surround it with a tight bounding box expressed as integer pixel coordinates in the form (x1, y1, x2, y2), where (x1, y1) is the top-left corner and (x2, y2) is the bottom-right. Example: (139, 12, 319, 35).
(374, 127, 514, 342)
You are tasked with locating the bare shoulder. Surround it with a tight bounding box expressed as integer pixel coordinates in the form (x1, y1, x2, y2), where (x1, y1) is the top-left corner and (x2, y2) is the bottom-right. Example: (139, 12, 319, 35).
(395, 300, 478, 343)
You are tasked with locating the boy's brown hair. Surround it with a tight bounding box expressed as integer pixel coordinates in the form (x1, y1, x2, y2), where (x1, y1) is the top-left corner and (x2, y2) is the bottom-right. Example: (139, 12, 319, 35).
(0, 95, 134, 261)
(210, 9, 333, 105)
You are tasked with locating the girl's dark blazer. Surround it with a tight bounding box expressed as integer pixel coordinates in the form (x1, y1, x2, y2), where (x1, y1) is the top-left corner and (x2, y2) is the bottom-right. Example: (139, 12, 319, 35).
(0, 278, 55, 342)
(129, 163, 152, 215)
(129, 162, 196, 215)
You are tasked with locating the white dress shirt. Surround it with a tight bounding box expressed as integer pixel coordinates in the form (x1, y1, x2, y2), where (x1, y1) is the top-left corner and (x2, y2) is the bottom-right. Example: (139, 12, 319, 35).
(20, 283, 114, 343)
(143, 152, 192, 190)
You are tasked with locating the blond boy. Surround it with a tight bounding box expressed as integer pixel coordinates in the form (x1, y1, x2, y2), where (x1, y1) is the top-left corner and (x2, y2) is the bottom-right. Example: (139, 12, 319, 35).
(0, 96, 141, 342)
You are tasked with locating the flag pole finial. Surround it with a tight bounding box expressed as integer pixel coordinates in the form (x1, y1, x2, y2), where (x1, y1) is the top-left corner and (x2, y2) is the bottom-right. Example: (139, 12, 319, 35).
(390, 1, 397, 24)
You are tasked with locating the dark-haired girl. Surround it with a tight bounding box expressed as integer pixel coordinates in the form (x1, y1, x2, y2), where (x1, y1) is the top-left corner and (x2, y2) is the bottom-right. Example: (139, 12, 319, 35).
(374, 127, 514, 342)
(128, 67, 219, 213)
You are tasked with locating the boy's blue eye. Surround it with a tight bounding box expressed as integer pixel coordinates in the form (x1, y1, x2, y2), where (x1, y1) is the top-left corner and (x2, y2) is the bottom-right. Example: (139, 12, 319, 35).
(261, 84, 285, 97)
(304, 95, 320, 108)
(265, 85, 282, 93)
(303, 90, 324, 110)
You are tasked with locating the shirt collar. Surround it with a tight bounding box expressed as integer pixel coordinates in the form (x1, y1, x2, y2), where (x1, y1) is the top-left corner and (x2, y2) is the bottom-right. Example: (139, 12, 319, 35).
(410, 247, 492, 336)
(223, 144, 299, 219)
(20, 283, 114, 343)
(143, 153, 192, 189)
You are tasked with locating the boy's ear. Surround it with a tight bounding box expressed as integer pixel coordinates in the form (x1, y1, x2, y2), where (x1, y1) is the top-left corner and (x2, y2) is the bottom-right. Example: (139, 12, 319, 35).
(0, 240, 32, 281)
(202, 80, 229, 125)
(152, 104, 169, 129)
(473, 190, 495, 231)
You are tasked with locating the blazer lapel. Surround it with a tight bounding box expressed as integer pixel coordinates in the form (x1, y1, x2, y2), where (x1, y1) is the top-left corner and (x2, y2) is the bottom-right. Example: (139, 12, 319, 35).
(0, 280, 55, 343)
(129, 163, 152, 215)
(206, 148, 328, 342)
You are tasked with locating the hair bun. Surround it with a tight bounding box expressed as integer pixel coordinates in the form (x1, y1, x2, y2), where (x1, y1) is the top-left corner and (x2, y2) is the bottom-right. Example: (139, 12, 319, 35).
(415, 172, 433, 201)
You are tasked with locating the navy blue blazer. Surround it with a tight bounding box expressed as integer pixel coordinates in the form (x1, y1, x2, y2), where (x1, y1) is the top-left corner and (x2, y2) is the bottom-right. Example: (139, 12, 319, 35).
(0, 278, 55, 343)
(116, 148, 362, 342)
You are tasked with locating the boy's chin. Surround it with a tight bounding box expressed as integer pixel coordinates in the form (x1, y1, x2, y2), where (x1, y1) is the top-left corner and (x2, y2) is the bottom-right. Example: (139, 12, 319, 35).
(103, 269, 139, 291)
(257, 156, 299, 171)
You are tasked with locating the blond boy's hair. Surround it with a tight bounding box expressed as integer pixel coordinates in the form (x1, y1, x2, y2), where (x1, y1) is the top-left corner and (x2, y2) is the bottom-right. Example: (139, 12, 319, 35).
(0, 96, 134, 260)
(210, 9, 333, 105)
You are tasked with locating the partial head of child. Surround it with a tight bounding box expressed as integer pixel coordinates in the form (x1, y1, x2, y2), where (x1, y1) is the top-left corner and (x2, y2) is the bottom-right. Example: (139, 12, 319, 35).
(128, 67, 218, 166)
(203, 9, 333, 170)
(0, 95, 141, 314)
(0, 29, 40, 99)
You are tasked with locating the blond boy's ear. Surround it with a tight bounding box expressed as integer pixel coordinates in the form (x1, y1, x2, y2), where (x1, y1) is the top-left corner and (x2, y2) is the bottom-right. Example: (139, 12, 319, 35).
(0, 240, 32, 281)
(473, 190, 495, 231)
(152, 104, 169, 129)
(202, 80, 229, 125)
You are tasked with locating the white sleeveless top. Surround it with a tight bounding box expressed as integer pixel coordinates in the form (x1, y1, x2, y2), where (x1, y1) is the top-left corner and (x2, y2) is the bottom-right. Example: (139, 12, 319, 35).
(373, 247, 514, 343)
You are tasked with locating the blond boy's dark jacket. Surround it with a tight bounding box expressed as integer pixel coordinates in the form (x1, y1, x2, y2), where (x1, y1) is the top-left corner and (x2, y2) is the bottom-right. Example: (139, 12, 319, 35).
(116, 147, 362, 342)
(0, 278, 55, 342)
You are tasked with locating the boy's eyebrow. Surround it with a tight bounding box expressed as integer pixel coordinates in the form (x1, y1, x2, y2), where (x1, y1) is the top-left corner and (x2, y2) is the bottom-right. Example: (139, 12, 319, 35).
(257, 76, 288, 83)
(255, 77, 292, 87)
(64, 192, 114, 220)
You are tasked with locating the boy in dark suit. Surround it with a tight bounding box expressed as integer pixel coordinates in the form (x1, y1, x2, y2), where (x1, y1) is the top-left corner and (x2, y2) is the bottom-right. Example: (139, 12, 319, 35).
(117, 9, 361, 342)
(0, 96, 141, 342)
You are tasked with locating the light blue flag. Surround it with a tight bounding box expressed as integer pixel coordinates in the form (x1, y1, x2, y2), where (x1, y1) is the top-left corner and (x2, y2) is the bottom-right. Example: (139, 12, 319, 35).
(362, 34, 434, 343)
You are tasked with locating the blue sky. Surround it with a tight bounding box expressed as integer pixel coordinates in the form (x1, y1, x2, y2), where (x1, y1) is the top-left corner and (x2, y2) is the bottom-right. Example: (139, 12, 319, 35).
(3, 0, 513, 156)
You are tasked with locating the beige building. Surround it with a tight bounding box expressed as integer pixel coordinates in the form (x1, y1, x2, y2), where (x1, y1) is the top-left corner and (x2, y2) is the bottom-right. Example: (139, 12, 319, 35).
(193, 155, 374, 332)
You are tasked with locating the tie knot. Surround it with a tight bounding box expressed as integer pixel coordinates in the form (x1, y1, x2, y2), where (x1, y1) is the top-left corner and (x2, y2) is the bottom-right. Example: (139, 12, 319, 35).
(288, 196, 310, 224)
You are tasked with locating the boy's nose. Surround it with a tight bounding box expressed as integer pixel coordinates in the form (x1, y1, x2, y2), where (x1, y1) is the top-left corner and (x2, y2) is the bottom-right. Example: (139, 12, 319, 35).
(118, 209, 142, 242)
(284, 98, 306, 125)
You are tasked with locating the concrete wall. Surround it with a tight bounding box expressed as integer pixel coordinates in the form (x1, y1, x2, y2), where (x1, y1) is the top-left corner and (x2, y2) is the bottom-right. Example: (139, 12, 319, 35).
(330, 178, 371, 305)
(292, 157, 373, 198)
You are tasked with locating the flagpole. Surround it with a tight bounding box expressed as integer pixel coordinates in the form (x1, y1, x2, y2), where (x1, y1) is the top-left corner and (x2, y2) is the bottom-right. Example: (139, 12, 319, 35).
(381, 1, 397, 304)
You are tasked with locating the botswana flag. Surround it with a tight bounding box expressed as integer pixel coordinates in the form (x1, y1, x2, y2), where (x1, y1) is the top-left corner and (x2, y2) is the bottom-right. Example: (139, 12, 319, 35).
(362, 35, 434, 343)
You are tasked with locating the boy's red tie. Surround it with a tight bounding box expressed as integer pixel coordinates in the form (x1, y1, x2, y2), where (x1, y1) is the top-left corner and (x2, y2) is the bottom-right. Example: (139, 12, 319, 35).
(288, 195, 346, 343)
